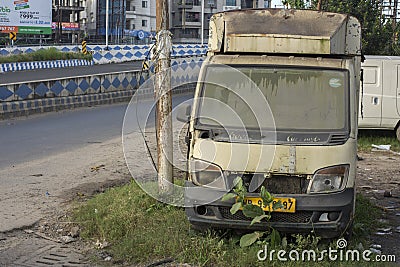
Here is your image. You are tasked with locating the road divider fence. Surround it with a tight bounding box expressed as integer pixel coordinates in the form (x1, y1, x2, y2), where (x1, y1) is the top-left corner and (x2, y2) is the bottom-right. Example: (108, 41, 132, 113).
(0, 57, 203, 119)
(0, 44, 207, 73)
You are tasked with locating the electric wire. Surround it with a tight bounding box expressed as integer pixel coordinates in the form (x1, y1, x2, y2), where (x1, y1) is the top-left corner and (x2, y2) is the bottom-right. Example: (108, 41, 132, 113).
(135, 42, 158, 172)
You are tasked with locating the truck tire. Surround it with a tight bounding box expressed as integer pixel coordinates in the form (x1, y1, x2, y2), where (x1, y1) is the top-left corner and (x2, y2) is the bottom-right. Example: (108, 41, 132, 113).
(397, 125, 400, 142)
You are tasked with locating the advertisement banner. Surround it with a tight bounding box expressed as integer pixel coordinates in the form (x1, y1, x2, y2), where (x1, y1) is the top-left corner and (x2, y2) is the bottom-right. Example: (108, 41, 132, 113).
(52, 22, 80, 31)
(0, 0, 52, 34)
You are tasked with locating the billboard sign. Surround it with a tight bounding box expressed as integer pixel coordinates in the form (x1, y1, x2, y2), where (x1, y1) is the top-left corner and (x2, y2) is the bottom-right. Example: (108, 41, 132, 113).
(52, 22, 80, 31)
(0, 0, 52, 34)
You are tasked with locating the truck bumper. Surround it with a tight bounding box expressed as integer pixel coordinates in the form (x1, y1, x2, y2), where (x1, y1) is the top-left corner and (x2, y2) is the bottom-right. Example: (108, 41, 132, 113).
(185, 182, 355, 239)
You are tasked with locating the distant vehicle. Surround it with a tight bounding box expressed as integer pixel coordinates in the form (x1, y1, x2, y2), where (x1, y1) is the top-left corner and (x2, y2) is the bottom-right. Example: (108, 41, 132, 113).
(178, 8, 362, 238)
(359, 56, 400, 141)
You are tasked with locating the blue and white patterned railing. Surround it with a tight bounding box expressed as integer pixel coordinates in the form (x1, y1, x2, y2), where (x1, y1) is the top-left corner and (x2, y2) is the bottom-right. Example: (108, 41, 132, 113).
(0, 44, 207, 73)
(0, 57, 203, 102)
(0, 44, 207, 55)
(0, 58, 204, 118)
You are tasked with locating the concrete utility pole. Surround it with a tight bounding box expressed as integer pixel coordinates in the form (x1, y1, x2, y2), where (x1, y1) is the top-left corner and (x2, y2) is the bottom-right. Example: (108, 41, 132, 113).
(155, 0, 173, 194)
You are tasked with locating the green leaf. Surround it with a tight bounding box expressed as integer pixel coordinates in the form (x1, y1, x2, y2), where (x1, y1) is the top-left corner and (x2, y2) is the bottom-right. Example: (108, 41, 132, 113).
(260, 186, 273, 204)
(240, 231, 264, 247)
(221, 193, 237, 202)
(272, 200, 284, 211)
(250, 214, 270, 225)
(233, 176, 243, 191)
(233, 177, 246, 202)
(242, 204, 264, 218)
(282, 236, 288, 249)
(230, 202, 242, 215)
(270, 229, 281, 248)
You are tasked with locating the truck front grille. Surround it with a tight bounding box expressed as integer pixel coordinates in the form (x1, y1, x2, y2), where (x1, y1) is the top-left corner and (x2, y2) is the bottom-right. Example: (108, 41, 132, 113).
(259, 175, 309, 194)
(219, 207, 313, 223)
(230, 174, 309, 194)
(329, 134, 349, 145)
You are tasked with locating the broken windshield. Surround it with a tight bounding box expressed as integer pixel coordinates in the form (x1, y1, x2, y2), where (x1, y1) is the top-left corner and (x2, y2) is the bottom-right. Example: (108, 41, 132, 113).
(196, 65, 349, 135)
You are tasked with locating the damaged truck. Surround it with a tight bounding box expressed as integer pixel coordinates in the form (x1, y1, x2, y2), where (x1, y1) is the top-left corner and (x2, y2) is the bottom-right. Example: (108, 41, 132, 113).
(179, 9, 362, 238)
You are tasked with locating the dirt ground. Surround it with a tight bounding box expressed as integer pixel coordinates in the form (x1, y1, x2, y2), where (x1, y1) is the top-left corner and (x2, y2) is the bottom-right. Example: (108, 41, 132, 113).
(0, 137, 399, 265)
(0, 135, 132, 266)
(356, 150, 400, 262)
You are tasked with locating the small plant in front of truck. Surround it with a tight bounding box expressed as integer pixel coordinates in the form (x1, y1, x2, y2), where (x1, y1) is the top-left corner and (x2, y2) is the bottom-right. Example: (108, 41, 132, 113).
(222, 177, 284, 247)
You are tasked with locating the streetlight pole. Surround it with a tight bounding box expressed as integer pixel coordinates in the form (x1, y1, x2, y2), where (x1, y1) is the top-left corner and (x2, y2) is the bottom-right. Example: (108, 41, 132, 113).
(201, 0, 204, 45)
(105, 0, 109, 48)
(56, 0, 62, 44)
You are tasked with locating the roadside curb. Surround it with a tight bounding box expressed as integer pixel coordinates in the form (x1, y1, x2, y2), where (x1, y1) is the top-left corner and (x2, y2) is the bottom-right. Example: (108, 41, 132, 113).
(0, 59, 94, 73)
(0, 84, 195, 120)
(0, 90, 138, 119)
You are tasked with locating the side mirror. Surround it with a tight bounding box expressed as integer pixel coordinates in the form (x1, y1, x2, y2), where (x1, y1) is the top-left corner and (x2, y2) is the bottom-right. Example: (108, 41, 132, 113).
(176, 104, 191, 123)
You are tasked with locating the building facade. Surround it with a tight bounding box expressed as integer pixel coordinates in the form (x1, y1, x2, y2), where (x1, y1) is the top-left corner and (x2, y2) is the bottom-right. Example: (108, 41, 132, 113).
(79, 0, 271, 44)
(171, 0, 271, 43)
(52, 0, 85, 43)
(126, 0, 156, 32)
(81, 0, 155, 44)
(95, 0, 126, 43)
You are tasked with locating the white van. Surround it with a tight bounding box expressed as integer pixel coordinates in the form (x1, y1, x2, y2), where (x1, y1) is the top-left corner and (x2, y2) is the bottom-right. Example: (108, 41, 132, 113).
(359, 55, 400, 140)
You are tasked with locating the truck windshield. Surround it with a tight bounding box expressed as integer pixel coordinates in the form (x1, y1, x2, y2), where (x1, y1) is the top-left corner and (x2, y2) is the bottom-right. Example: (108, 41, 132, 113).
(197, 65, 348, 134)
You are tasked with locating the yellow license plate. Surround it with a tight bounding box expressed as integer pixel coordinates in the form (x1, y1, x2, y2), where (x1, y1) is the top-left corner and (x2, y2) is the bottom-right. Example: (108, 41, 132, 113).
(243, 197, 296, 213)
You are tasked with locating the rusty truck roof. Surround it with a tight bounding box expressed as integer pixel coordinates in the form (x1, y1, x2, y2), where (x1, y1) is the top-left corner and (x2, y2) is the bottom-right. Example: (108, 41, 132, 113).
(208, 9, 361, 55)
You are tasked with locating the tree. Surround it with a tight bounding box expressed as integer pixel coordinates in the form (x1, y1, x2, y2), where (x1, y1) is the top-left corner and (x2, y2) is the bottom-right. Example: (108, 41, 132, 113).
(282, 0, 307, 9)
(283, 0, 400, 55)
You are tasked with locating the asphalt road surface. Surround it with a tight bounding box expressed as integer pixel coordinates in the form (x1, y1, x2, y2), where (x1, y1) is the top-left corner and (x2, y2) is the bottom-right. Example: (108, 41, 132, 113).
(0, 61, 143, 84)
(0, 103, 128, 169)
(0, 94, 191, 170)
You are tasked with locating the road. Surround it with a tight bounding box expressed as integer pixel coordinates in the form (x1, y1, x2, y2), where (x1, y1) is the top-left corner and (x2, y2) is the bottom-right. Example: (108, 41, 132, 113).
(0, 93, 191, 170)
(0, 61, 143, 84)
(0, 103, 128, 169)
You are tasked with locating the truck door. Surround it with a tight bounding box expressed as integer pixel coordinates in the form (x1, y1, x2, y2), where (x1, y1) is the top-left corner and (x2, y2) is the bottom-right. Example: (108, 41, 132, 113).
(359, 61, 383, 127)
(397, 66, 400, 116)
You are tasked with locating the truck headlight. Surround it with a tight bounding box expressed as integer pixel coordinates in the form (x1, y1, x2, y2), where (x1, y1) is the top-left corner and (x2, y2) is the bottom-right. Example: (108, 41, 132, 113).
(309, 165, 349, 193)
(189, 159, 226, 189)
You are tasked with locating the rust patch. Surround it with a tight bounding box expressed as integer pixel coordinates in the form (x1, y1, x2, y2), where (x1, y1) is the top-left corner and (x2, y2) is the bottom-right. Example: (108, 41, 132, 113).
(223, 9, 347, 36)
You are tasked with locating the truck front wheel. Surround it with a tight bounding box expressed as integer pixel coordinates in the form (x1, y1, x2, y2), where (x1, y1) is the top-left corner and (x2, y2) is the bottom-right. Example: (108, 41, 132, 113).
(396, 124, 400, 142)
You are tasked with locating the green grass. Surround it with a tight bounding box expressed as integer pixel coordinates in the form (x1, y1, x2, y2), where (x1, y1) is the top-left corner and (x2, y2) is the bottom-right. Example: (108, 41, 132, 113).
(352, 194, 384, 243)
(0, 47, 92, 63)
(358, 130, 400, 152)
(73, 180, 393, 267)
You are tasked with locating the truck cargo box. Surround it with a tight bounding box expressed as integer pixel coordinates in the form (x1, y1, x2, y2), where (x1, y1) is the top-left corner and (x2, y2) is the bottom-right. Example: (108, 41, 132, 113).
(208, 9, 361, 56)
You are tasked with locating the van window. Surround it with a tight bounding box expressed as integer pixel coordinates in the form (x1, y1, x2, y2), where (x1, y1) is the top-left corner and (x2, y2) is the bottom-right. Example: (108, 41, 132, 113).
(363, 67, 378, 85)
